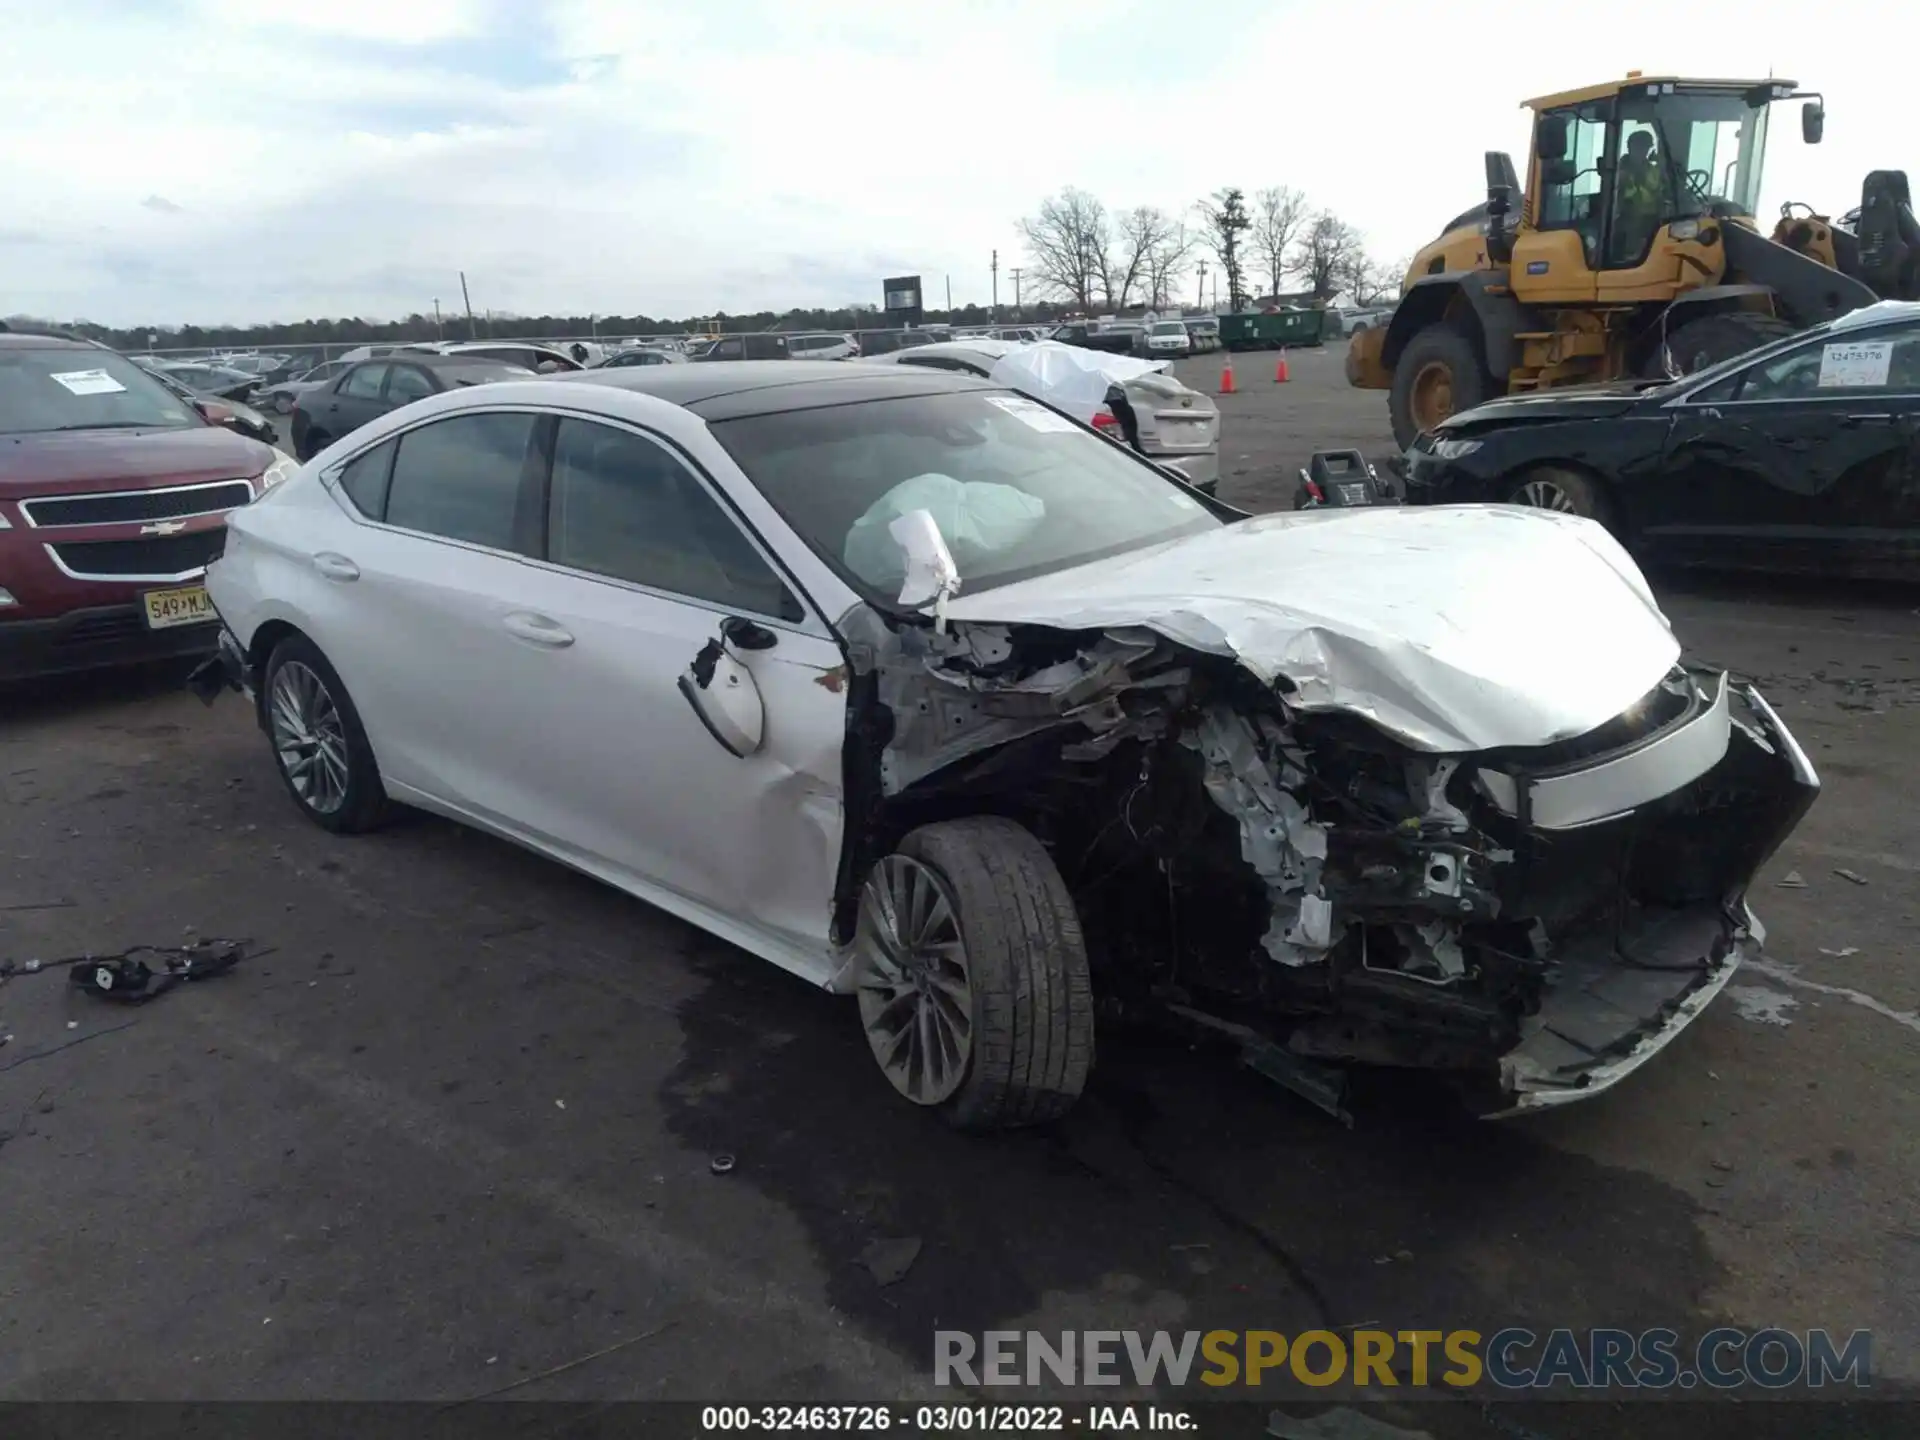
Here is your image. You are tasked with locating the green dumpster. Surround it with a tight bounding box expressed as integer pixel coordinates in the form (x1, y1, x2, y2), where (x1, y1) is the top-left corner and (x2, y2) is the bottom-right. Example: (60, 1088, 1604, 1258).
(1218, 309, 1327, 351)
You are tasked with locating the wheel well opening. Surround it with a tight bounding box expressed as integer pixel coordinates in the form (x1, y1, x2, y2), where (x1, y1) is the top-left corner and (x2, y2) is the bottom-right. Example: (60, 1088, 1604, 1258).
(248, 619, 302, 671)
(1384, 285, 1479, 368)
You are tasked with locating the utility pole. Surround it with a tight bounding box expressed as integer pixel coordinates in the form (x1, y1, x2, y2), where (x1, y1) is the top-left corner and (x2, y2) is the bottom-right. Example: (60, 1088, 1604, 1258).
(945, 274, 952, 316)
(432, 298, 443, 338)
(990, 249, 999, 324)
(1195, 259, 1207, 311)
(1009, 267, 1023, 318)
(1212, 274, 1219, 310)
(459, 271, 477, 340)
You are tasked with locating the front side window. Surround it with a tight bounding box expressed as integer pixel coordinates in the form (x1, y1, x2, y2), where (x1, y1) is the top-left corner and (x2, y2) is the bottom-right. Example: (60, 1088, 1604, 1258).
(713, 339, 744, 359)
(384, 411, 539, 552)
(0, 347, 200, 434)
(713, 389, 1220, 603)
(339, 364, 387, 399)
(547, 418, 797, 618)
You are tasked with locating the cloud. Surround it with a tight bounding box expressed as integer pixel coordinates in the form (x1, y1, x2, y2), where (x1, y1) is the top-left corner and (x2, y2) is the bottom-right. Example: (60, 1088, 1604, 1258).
(0, 0, 1908, 326)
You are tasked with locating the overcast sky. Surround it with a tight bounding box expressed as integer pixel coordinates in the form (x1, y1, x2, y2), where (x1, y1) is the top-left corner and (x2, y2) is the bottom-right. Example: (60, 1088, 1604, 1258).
(0, 0, 1904, 327)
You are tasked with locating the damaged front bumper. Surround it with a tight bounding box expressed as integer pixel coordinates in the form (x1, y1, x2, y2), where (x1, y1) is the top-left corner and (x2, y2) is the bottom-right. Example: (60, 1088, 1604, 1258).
(1488, 682, 1819, 1115)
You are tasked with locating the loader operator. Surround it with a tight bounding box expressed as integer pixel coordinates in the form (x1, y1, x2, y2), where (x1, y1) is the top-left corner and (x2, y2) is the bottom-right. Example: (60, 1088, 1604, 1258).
(1613, 128, 1665, 262)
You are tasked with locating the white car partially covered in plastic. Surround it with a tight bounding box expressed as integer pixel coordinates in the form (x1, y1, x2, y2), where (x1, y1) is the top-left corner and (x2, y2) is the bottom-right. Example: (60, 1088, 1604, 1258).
(861, 338, 1221, 493)
(194, 361, 1818, 1130)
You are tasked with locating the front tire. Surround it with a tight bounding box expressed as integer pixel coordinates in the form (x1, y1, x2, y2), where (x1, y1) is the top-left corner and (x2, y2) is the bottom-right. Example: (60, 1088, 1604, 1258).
(1655, 312, 1798, 377)
(1505, 464, 1614, 527)
(262, 635, 388, 833)
(1389, 321, 1493, 449)
(853, 817, 1094, 1131)
(273, 393, 295, 414)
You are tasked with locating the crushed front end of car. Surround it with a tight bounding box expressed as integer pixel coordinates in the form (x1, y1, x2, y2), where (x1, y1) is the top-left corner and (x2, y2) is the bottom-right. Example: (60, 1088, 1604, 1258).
(835, 508, 1820, 1118)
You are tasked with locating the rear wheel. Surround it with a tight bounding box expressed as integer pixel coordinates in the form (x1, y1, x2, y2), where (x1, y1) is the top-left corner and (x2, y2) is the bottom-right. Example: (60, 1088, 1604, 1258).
(1655, 311, 1798, 377)
(273, 392, 295, 414)
(853, 817, 1094, 1131)
(1389, 322, 1493, 449)
(1505, 465, 1613, 527)
(262, 635, 388, 834)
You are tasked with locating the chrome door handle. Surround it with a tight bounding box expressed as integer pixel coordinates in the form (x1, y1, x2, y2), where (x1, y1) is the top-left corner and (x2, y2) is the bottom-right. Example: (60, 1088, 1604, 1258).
(502, 612, 574, 648)
(312, 552, 359, 581)
(1844, 413, 1894, 424)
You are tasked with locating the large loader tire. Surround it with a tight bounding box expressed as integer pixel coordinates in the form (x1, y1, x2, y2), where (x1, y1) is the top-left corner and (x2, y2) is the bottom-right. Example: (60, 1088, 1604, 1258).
(1655, 312, 1798, 378)
(851, 817, 1095, 1131)
(1389, 322, 1494, 449)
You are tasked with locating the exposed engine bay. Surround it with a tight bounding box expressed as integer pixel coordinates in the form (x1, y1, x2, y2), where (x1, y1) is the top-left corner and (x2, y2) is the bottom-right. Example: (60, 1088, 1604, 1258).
(835, 611, 1820, 1116)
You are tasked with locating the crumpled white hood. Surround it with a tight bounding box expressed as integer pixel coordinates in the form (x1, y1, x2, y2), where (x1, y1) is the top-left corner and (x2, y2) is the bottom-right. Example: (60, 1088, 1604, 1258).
(938, 505, 1682, 753)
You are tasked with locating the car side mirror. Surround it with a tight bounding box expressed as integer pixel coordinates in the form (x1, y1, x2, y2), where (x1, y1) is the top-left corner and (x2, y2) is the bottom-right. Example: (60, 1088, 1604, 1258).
(1801, 100, 1824, 144)
(1536, 114, 1570, 162)
(677, 637, 766, 758)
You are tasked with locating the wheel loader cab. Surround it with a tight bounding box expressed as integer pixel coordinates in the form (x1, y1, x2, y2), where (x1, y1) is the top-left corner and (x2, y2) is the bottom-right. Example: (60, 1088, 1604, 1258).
(1512, 79, 1795, 307)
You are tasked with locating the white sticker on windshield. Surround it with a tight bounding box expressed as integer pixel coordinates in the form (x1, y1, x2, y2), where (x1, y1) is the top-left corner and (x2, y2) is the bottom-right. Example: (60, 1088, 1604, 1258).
(984, 394, 1078, 433)
(1818, 340, 1892, 389)
(49, 368, 127, 396)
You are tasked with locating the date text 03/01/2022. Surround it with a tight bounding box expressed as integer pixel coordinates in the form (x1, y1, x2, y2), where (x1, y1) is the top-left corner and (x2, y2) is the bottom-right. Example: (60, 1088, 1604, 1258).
(699, 1404, 1195, 1432)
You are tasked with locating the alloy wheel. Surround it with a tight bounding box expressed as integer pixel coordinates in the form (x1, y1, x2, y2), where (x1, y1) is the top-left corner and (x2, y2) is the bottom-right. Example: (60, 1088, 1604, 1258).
(854, 855, 974, 1105)
(269, 661, 350, 815)
(1516, 477, 1579, 513)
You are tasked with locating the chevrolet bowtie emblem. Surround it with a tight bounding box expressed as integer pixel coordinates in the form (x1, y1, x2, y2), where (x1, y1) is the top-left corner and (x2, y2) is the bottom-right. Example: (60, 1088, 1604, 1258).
(140, 520, 188, 536)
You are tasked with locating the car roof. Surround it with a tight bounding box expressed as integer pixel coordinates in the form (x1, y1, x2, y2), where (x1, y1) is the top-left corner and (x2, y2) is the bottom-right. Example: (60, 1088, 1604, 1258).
(0, 332, 99, 351)
(374, 352, 529, 369)
(871, 339, 1021, 366)
(1828, 300, 1920, 335)
(553, 358, 994, 418)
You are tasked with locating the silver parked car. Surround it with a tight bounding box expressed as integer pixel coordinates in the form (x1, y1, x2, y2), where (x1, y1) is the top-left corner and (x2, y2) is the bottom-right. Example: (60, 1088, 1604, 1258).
(859, 338, 1221, 492)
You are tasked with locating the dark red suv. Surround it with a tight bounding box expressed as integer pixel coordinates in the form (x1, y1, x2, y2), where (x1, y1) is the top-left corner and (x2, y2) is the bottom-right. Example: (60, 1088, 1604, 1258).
(0, 329, 293, 682)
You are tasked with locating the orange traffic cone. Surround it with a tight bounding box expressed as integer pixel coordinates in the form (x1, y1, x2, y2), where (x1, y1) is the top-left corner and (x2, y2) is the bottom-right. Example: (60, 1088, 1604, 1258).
(1219, 361, 1236, 395)
(1274, 350, 1291, 383)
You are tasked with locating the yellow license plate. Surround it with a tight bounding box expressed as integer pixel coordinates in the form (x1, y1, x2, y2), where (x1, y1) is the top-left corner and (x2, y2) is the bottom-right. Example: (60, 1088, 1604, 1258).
(142, 584, 216, 630)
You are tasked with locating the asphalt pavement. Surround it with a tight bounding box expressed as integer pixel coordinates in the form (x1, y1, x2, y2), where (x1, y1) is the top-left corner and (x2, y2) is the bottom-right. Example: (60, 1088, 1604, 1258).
(1, 351, 1916, 1435)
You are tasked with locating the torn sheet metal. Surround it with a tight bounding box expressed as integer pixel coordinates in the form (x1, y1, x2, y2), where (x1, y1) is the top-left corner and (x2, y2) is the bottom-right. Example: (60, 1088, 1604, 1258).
(1184, 706, 1334, 967)
(941, 504, 1681, 753)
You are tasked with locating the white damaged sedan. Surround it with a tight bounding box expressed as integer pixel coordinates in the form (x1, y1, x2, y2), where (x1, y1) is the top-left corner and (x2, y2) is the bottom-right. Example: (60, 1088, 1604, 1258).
(193, 360, 1819, 1128)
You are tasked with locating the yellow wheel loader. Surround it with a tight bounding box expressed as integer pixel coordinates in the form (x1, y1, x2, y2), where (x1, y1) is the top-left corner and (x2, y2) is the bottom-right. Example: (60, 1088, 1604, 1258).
(1350, 74, 1917, 448)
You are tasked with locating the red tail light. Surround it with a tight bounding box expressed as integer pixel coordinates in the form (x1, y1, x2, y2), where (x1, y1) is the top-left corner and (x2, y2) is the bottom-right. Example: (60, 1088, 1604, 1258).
(1091, 407, 1121, 433)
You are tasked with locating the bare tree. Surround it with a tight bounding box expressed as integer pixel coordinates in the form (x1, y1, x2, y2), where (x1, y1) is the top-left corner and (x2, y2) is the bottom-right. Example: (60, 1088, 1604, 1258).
(1251, 186, 1310, 302)
(1145, 222, 1195, 308)
(1016, 188, 1113, 311)
(1292, 210, 1366, 302)
(1343, 252, 1406, 306)
(1196, 188, 1253, 311)
(1109, 206, 1178, 310)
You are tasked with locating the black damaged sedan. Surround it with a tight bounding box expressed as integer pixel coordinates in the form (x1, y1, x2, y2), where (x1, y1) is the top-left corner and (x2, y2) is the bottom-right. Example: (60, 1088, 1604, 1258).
(1402, 301, 1920, 579)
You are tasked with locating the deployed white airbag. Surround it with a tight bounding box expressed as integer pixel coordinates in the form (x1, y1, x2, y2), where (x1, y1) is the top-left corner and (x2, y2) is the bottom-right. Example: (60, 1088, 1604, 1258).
(843, 472, 1047, 596)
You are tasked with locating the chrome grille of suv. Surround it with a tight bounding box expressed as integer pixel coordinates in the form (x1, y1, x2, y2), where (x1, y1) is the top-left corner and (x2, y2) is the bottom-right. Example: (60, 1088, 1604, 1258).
(20, 479, 254, 528)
